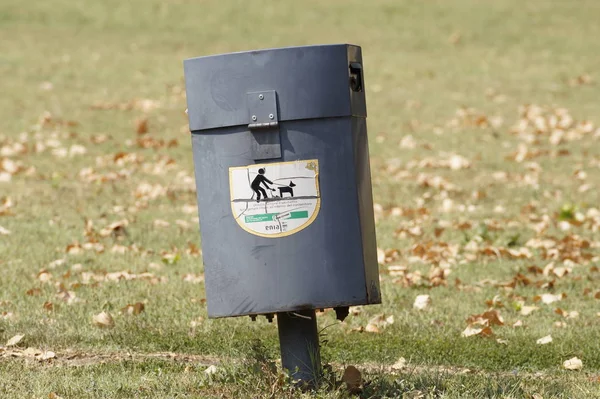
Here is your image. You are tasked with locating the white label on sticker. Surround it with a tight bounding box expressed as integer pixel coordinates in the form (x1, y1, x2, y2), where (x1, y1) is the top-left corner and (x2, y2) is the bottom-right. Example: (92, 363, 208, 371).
(229, 159, 320, 238)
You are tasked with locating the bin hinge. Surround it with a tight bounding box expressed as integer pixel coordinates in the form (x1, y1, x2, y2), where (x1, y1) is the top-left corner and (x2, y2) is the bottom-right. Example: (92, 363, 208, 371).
(247, 90, 279, 129)
(246, 90, 281, 160)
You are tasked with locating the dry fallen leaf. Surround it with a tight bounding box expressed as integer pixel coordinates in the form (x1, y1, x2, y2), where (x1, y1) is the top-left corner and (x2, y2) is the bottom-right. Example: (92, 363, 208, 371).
(520, 306, 539, 316)
(462, 326, 493, 338)
(413, 295, 431, 310)
(204, 365, 219, 375)
(342, 365, 362, 394)
(135, 118, 148, 135)
(48, 393, 64, 399)
(536, 335, 553, 345)
(0, 225, 11, 235)
(153, 219, 170, 228)
(92, 311, 115, 329)
(38, 351, 56, 361)
(23, 347, 42, 357)
(563, 357, 583, 370)
(377, 247, 385, 264)
(391, 357, 407, 370)
(538, 293, 563, 304)
(6, 334, 24, 347)
(365, 314, 394, 333)
(466, 310, 504, 327)
(121, 302, 145, 316)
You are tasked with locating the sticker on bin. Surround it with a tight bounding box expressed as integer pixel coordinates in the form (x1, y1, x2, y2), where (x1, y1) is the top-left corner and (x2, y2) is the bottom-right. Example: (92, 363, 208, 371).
(229, 160, 320, 238)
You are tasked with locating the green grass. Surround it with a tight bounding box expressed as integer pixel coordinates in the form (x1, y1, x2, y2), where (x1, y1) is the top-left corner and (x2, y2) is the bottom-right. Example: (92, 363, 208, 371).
(1, 358, 599, 399)
(1, 0, 600, 397)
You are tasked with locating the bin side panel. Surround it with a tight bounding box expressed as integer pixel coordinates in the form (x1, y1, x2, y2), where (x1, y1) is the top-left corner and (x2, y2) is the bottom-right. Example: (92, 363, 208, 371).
(191, 117, 371, 317)
(352, 117, 381, 304)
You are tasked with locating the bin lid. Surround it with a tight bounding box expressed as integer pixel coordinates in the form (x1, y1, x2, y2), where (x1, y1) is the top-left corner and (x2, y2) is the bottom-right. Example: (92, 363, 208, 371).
(184, 44, 366, 132)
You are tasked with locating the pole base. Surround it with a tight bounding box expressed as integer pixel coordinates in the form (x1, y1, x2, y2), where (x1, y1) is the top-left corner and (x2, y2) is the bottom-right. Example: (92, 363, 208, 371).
(277, 310, 321, 386)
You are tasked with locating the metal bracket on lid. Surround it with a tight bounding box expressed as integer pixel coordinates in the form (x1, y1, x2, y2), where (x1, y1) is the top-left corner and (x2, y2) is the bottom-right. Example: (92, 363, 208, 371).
(247, 90, 281, 160)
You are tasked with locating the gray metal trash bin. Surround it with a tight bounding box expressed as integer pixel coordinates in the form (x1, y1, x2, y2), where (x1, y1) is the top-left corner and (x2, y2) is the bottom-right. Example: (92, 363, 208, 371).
(184, 44, 380, 384)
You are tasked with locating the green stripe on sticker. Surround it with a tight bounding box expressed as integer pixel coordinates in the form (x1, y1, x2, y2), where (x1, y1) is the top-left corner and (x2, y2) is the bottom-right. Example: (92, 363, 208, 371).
(245, 213, 277, 223)
(244, 211, 309, 223)
(288, 211, 309, 219)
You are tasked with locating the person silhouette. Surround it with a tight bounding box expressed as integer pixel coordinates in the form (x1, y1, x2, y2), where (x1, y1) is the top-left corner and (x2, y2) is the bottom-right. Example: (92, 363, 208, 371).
(251, 168, 274, 202)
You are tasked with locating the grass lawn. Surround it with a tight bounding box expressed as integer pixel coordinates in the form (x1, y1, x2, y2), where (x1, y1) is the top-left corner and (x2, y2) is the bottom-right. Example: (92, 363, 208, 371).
(1, 0, 599, 397)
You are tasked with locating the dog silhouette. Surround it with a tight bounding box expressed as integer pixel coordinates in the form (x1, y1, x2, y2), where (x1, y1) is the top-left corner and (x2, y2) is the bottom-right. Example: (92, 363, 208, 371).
(278, 181, 296, 197)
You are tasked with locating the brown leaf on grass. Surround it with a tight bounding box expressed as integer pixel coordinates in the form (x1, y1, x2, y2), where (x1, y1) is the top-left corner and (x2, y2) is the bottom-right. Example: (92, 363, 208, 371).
(56, 290, 78, 305)
(533, 293, 564, 304)
(91, 98, 160, 112)
(183, 273, 204, 284)
(99, 220, 128, 238)
(520, 306, 539, 316)
(43, 302, 54, 311)
(365, 314, 394, 333)
(38, 351, 56, 361)
(554, 308, 579, 319)
(48, 392, 64, 399)
(65, 242, 83, 255)
(136, 136, 178, 149)
(466, 310, 504, 327)
(364, 324, 380, 333)
(563, 357, 583, 370)
(186, 242, 201, 256)
(26, 288, 42, 296)
(37, 270, 52, 283)
(413, 295, 431, 310)
(92, 311, 115, 329)
(512, 320, 524, 328)
(90, 134, 110, 144)
(181, 204, 197, 214)
(19, 347, 42, 358)
(204, 365, 219, 375)
(485, 295, 504, 308)
(342, 365, 362, 394)
(462, 326, 493, 338)
(448, 31, 462, 45)
(6, 334, 24, 347)
(135, 182, 167, 200)
(48, 258, 66, 269)
(153, 219, 170, 228)
(1, 311, 14, 320)
(391, 357, 407, 370)
(121, 302, 145, 316)
(377, 247, 385, 264)
(175, 220, 191, 230)
(135, 118, 148, 134)
(536, 335, 553, 345)
(0, 197, 13, 216)
(568, 74, 594, 87)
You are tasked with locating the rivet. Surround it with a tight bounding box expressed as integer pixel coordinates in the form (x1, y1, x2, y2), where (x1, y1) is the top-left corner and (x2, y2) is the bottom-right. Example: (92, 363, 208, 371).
(252, 115, 257, 121)
(269, 114, 274, 120)
(258, 94, 264, 100)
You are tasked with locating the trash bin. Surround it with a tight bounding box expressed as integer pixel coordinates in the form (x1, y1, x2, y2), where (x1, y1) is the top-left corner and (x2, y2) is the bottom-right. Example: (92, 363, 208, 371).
(184, 44, 381, 384)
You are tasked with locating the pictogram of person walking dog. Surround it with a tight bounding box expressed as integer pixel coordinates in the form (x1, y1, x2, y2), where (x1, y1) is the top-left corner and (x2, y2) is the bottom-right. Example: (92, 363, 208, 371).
(251, 168, 296, 202)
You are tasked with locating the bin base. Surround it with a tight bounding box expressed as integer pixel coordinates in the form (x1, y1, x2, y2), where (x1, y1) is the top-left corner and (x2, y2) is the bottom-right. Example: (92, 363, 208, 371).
(277, 310, 321, 386)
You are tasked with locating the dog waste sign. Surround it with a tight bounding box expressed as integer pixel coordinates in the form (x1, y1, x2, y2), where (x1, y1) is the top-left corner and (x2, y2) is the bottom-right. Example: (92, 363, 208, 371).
(229, 159, 320, 238)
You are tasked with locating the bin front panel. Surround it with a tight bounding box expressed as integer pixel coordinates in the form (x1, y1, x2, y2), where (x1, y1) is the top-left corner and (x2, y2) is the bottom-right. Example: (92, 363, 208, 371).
(192, 117, 379, 317)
